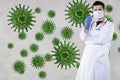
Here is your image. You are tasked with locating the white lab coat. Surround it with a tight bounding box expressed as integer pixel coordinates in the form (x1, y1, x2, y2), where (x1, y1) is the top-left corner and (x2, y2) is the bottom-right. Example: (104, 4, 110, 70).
(75, 19, 114, 80)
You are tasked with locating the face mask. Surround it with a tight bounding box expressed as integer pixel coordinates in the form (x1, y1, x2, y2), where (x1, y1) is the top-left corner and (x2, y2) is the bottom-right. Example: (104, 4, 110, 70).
(93, 10, 104, 19)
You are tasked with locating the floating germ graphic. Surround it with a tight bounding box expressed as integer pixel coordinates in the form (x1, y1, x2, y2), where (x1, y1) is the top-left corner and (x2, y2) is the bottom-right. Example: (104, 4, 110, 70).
(13, 60, 25, 74)
(48, 10, 56, 18)
(8, 4, 36, 32)
(20, 49, 28, 57)
(35, 7, 41, 13)
(52, 41, 80, 69)
(65, 0, 91, 27)
(30, 44, 39, 52)
(18, 32, 27, 40)
(8, 42, 14, 49)
(52, 37, 60, 46)
(44, 53, 53, 62)
(31, 54, 45, 69)
(112, 33, 117, 41)
(61, 26, 74, 40)
(35, 32, 44, 41)
(106, 4, 113, 13)
(41, 20, 56, 35)
(38, 70, 47, 79)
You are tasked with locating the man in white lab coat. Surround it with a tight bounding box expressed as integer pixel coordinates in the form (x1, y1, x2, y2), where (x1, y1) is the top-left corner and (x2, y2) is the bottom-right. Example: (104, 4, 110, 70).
(75, 1, 114, 80)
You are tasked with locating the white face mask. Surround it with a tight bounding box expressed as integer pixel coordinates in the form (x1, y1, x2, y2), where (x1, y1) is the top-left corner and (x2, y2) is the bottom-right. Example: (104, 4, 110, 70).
(93, 10, 104, 19)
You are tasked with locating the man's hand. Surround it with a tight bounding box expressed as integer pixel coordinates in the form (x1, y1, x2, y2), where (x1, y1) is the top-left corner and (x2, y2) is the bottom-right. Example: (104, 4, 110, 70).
(84, 16, 92, 30)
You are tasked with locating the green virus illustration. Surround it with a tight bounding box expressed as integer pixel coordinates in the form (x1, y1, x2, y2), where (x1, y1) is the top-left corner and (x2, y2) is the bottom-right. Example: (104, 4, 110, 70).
(30, 44, 39, 52)
(118, 47, 120, 53)
(35, 32, 44, 41)
(35, 7, 41, 13)
(117, 23, 120, 32)
(39, 71, 47, 79)
(41, 20, 56, 35)
(13, 60, 25, 74)
(48, 10, 55, 18)
(112, 33, 117, 41)
(44, 53, 53, 62)
(52, 37, 60, 46)
(105, 15, 113, 22)
(61, 27, 74, 40)
(8, 4, 36, 32)
(106, 5, 113, 13)
(18, 32, 27, 40)
(20, 49, 28, 57)
(52, 41, 80, 69)
(31, 55, 45, 69)
(8, 43, 14, 49)
(65, 0, 91, 27)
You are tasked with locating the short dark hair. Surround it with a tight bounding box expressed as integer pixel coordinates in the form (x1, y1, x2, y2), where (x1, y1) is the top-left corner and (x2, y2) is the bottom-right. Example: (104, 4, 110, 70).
(92, 1, 105, 9)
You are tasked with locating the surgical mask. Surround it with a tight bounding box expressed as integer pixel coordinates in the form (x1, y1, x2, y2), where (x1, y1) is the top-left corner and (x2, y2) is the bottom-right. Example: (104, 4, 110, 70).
(93, 10, 104, 19)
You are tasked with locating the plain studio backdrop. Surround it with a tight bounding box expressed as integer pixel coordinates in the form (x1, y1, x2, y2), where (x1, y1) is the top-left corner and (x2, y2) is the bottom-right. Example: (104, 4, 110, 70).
(0, 0, 120, 80)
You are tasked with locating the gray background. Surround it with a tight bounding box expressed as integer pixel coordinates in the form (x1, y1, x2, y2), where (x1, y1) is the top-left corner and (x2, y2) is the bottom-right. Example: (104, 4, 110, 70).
(0, 0, 120, 80)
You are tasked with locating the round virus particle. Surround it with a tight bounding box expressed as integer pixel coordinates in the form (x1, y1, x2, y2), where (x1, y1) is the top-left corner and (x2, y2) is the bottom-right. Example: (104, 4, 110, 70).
(35, 32, 44, 41)
(13, 60, 25, 74)
(105, 15, 113, 22)
(61, 27, 74, 40)
(48, 10, 55, 18)
(44, 53, 53, 62)
(18, 32, 27, 40)
(20, 49, 28, 57)
(52, 41, 80, 69)
(30, 44, 39, 52)
(65, 0, 91, 27)
(31, 55, 45, 69)
(52, 37, 60, 46)
(41, 20, 56, 35)
(8, 43, 14, 49)
(106, 5, 113, 13)
(35, 7, 41, 13)
(39, 71, 47, 79)
(118, 47, 120, 53)
(112, 33, 117, 41)
(7, 4, 36, 32)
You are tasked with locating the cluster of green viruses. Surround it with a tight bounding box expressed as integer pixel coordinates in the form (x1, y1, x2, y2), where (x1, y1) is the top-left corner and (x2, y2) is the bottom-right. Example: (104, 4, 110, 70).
(48, 10, 56, 18)
(105, 15, 113, 22)
(8, 43, 14, 49)
(52, 41, 80, 69)
(106, 5, 113, 13)
(112, 33, 117, 41)
(61, 26, 74, 40)
(20, 49, 28, 57)
(65, 0, 91, 27)
(44, 53, 53, 62)
(52, 37, 60, 46)
(8, 4, 36, 32)
(39, 71, 47, 79)
(35, 7, 41, 13)
(13, 60, 25, 74)
(18, 32, 27, 40)
(31, 54, 45, 69)
(41, 20, 56, 35)
(35, 32, 44, 41)
(30, 44, 39, 52)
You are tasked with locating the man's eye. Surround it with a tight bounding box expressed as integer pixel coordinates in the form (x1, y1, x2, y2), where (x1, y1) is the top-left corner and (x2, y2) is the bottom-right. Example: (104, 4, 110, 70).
(98, 9, 102, 11)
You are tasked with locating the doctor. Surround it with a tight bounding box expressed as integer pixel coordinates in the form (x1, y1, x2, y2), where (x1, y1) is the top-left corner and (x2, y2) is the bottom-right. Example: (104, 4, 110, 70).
(75, 1, 114, 80)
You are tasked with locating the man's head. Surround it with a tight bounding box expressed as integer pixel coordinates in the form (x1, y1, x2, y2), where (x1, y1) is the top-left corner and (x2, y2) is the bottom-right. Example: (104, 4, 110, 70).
(92, 1, 105, 20)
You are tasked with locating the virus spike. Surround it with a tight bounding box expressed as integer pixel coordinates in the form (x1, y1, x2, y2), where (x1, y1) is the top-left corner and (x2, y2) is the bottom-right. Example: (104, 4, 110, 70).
(19, 4, 21, 8)
(11, 8, 15, 11)
(23, 5, 25, 9)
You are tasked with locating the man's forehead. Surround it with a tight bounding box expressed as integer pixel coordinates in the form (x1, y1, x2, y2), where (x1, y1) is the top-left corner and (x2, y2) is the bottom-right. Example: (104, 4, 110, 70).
(93, 5, 103, 9)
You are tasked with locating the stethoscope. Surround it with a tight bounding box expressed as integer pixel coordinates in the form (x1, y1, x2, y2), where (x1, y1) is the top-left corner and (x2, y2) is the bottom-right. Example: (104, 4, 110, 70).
(89, 20, 107, 31)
